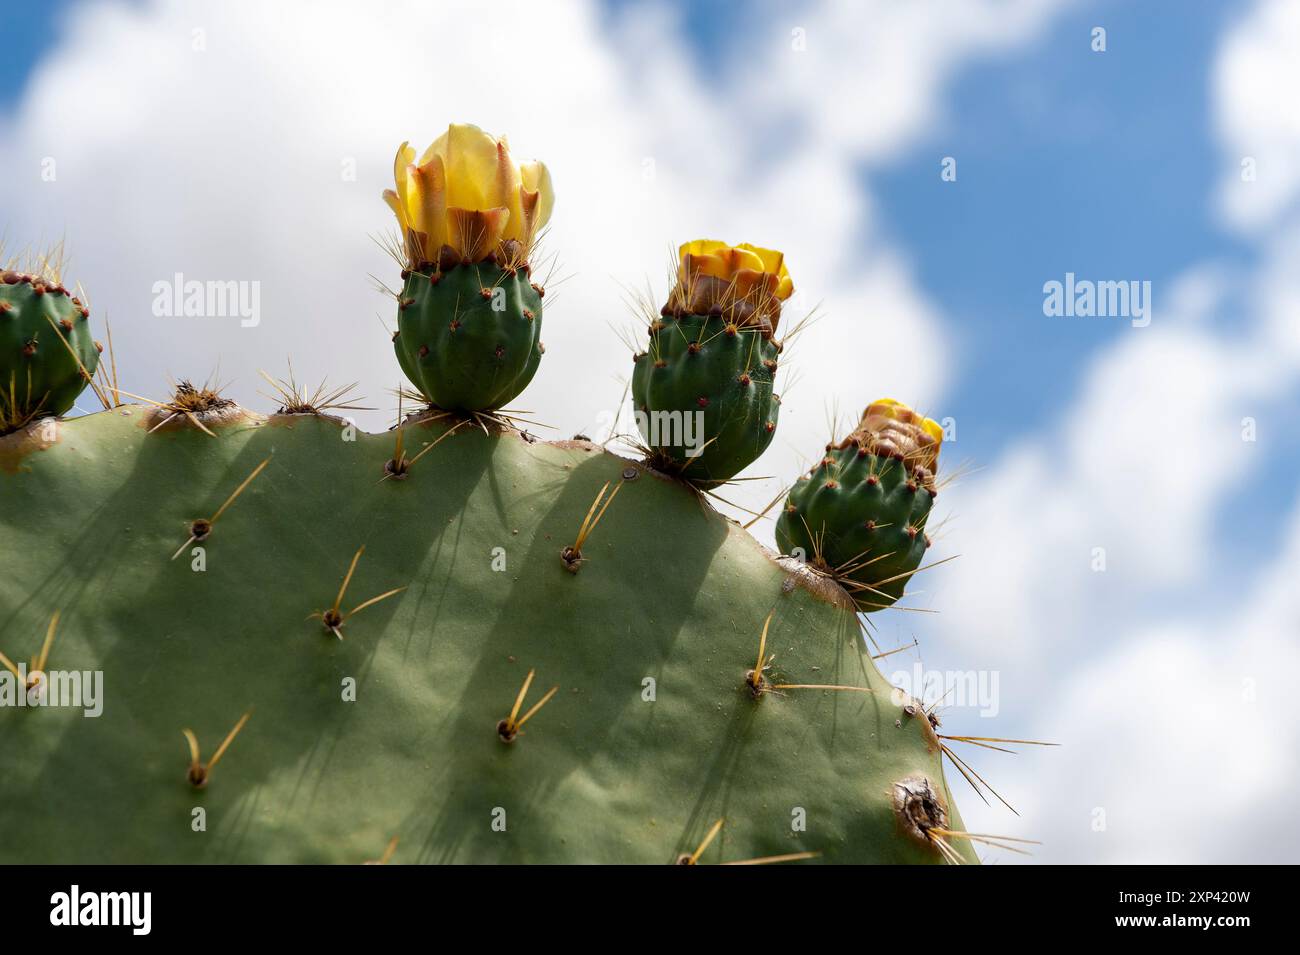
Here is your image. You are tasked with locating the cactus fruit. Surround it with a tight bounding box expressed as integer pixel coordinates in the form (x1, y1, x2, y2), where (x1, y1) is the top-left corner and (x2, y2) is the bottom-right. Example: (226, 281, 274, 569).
(631, 240, 792, 487)
(775, 399, 944, 612)
(0, 406, 977, 864)
(393, 261, 544, 412)
(0, 265, 100, 433)
(385, 124, 554, 412)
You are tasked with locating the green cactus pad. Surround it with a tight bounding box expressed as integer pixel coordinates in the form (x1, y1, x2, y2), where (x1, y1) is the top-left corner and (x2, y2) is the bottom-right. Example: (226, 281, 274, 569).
(631, 314, 780, 487)
(775, 446, 935, 612)
(0, 407, 973, 864)
(0, 272, 99, 429)
(393, 261, 543, 412)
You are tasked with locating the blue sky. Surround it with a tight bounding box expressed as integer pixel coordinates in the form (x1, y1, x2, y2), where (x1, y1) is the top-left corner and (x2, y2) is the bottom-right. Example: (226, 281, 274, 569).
(0, 0, 70, 106)
(879, 1, 1247, 435)
(3, 0, 1297, 862)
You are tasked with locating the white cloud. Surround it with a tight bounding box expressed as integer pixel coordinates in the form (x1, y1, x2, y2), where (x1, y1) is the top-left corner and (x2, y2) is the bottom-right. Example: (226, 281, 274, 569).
(957, 501, 1300, 863)
(1254, 222, 1300, 369)
(1214, 0, 1300, 232)
(745, 0, 1074, 162)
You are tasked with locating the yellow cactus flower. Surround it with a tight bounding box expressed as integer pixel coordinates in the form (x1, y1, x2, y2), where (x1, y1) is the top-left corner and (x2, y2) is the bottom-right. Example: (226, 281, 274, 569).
(665, 239, 793, 337)
(383, 123, 554, 268)
(846, 399, 944, 477)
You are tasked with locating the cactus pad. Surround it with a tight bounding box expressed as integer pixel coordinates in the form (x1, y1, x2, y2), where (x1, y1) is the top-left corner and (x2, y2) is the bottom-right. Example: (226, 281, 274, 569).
(0, 406, 974, 864)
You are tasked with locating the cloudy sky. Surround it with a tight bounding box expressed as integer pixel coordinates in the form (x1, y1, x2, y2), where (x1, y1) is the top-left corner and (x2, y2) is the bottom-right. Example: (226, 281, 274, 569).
(3, 0, 1297, 863)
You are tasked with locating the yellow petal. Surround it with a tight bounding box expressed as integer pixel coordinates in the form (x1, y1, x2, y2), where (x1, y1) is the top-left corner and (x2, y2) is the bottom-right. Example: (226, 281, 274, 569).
(410, 154, 447, 256)
(519, 160, 554, 233)
(856, 399, 944, 472)
(678, 239, 730, 262)
(871, 398, 907, 414)
(736, 243, 783, 273)
(668, 239, 794, 332)
(392, 141, 415, 221)
(718, 246, 767, 275)
(382, 189, 407, 232)
(516, 186, 541, 247)
(496, 140, 524, 239)
(868, 399, 943, 452)
(678, 240, 790, 292)
(447, 207, 510, 262)
(404, 164, 425, 234)
(424, 123, 500, 212)
(738, 243, 792, 296)
(682, 252, 725, 283)
(729, 269, 768, 301)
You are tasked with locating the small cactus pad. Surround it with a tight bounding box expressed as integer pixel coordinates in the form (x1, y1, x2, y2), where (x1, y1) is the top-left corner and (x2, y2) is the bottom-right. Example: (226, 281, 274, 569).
(0, 407, 973, 863)
(631, 314, 781, 486)
(393, 261, 543, 412)
(0, 271, 99, 429)
(775, 400, 943, 612)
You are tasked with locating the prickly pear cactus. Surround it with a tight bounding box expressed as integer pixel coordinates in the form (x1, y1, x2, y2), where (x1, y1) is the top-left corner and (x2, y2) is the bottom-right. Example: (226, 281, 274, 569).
(776, 400, 943, 612)
(0, 406, 975, 864)
(631, 240, 791, 486)
(384, 124, 553, 412)
(0, 267, 99, 431)
(0, 122, 999, 865)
